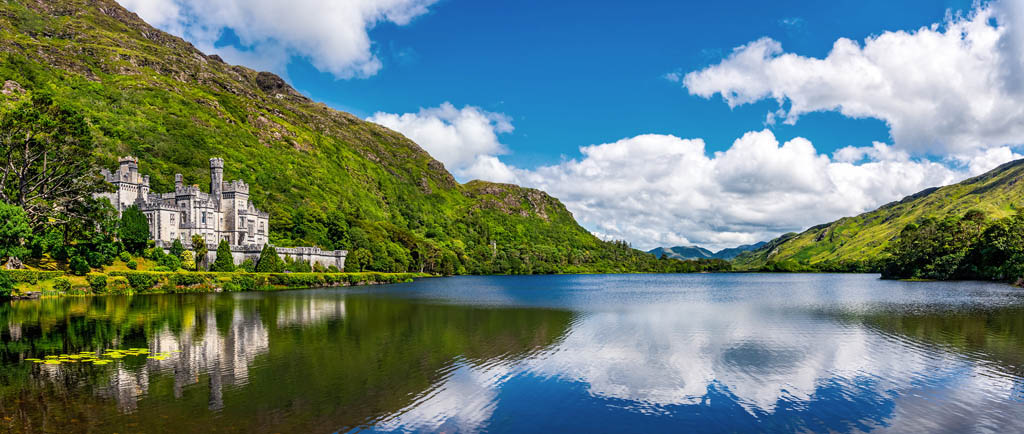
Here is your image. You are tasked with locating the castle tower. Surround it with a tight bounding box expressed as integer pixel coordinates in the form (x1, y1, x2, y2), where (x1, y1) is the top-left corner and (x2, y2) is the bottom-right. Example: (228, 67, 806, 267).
(118, 157, 138, 181)
(175, 174, 183, 190)
(210, 158, 224, 208)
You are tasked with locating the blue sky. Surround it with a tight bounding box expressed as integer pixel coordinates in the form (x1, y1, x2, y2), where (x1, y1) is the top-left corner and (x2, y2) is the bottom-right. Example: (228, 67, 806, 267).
(282, 0, 969, 167)
(121, 0, 1024, 250)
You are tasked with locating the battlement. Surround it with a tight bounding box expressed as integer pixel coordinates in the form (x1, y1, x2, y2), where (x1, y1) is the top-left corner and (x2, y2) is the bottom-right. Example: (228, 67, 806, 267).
(175, 184, 204, 196)
(223, 179, 250, 194)
(209, 157, 224, 169)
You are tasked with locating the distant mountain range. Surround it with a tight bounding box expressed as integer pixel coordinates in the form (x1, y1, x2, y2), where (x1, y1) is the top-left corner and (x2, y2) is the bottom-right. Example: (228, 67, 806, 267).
(648, 242, 767, 260)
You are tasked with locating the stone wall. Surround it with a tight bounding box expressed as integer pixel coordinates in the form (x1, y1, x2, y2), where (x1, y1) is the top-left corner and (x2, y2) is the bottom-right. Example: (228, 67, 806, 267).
(157, 242, 347, 271)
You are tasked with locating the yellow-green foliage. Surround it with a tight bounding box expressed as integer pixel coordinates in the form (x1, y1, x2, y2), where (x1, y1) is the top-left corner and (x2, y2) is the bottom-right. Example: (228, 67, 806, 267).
(736, 160, 1024, 270)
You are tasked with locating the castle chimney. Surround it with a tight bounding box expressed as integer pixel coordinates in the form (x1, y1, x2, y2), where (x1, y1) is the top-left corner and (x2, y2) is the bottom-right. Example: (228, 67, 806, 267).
(175, 174, 183, 189)
(210, 158, 224, 208)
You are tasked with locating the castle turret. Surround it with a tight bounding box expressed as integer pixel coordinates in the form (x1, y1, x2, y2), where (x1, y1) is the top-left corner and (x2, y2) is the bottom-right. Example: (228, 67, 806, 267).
(210, 158, 224, 209)
(118, 157, 138, 178)
(175, 174, 183, 190)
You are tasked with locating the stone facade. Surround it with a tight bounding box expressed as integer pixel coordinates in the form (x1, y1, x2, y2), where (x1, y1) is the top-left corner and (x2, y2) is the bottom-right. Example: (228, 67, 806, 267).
(99, 157, 346, 270)
(99, 157, 269, 246)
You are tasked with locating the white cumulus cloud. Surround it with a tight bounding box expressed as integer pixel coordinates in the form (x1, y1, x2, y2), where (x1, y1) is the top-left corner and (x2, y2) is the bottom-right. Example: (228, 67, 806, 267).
(367, 103, 516, 182)
(117, 0, 437, 78)
(367, 101, 1021, 250)
(682, 2, 1024, 155)
(511, 130, 985, 250)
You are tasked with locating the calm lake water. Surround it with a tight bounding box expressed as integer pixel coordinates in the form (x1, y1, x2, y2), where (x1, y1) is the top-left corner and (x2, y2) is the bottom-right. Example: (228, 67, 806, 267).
(2, 274, 1024, 433)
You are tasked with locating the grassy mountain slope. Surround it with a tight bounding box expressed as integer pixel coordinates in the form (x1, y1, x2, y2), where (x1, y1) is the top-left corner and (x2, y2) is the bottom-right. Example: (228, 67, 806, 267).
(735, 159, 1024, 270)
(0, 0, 673, 274)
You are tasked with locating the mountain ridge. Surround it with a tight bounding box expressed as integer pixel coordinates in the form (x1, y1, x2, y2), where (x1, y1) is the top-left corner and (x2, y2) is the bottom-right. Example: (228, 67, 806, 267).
(734, 158, 1024, 270)
(0, 0, 713, 274)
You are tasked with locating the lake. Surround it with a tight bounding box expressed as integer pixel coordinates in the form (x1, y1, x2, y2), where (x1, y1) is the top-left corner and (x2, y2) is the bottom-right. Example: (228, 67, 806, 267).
(2, 274, 1023, 433)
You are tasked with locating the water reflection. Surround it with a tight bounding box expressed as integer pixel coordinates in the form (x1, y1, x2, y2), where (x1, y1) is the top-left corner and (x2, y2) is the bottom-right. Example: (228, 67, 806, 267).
(0, 290, 573, 433)
(1, 275, 1023, 433)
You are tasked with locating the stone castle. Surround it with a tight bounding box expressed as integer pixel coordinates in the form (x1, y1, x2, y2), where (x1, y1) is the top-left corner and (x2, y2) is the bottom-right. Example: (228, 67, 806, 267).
(98, 157, 346, 270)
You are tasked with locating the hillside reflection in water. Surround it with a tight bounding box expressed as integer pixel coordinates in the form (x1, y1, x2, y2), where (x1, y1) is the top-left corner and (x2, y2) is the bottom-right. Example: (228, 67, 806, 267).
(2, 274, 1023, 433)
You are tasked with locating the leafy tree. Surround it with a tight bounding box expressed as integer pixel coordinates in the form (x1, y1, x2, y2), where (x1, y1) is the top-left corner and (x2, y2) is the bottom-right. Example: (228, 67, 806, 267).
(348, 248, 371, 272)
(256, 244, 284, 273)
(118, 205, 149, 254)
(211, 240, 235, 272)
(169, 238, 185, 259)
(0, 200, 31, 261)
(192, 234, 208, 271)
(0, 91, 105, 226)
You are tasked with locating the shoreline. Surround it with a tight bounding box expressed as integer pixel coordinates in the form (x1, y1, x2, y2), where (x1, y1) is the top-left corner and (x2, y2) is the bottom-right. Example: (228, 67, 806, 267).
(6, 270, 430, 299)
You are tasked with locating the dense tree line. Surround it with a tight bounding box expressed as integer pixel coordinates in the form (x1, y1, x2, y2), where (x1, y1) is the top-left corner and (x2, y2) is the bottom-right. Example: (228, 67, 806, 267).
(881, 210, 1024, 282)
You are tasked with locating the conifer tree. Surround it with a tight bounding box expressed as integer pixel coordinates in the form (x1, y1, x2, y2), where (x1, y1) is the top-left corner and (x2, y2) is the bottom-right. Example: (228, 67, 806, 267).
(118, 205, 149, 255)
(211, 240, 235, 272)
(256, 244, 284, 273)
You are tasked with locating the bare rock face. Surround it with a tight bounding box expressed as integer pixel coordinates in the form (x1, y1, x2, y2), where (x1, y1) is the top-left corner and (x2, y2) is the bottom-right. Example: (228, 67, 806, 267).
(255, 71, 288, 95)
(1, 80, 24, 96)
(3, 257, 25, 270)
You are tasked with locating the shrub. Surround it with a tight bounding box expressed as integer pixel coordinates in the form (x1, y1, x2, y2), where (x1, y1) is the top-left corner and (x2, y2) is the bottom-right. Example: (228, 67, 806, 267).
(107, 276, 131, 294)
(53, 277, 72, 293)
(328, 265, 340, 273)
(69, 256, 90, 276)
(313, 262, 326, 273)
(170, 239, 185, 259)
(119, 272, 160, 291)
(181, 250, 196, 271)
(119, 251, 132, 263)
(239, 258, 256, 272)
(4, 270, 63, 284)
(127, 259, 138, 270)
(288, 259, 312, 273)
(152, 266, 170, 272)
(144, 247, 164, 260)
(86, 273, 107, 293)
(0, 270, 12, 297)
(158, 254, 181, 271)
(229, 274, 257, 291)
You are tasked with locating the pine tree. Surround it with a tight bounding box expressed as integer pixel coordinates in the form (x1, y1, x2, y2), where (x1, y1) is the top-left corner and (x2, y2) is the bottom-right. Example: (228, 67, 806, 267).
(118, 205, 150, 255)
(210, 240, 235, 272)
(256, 244, 284, 273)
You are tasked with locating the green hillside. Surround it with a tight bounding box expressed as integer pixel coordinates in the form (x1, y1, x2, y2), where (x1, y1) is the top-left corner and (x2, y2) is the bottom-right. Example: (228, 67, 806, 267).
(0, 0, 714, 275)
(735, 159, 1024, 270)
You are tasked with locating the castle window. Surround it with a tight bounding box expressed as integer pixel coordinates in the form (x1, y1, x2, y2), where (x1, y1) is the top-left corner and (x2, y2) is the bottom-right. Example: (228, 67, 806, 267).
(202, 212, 207, 224)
